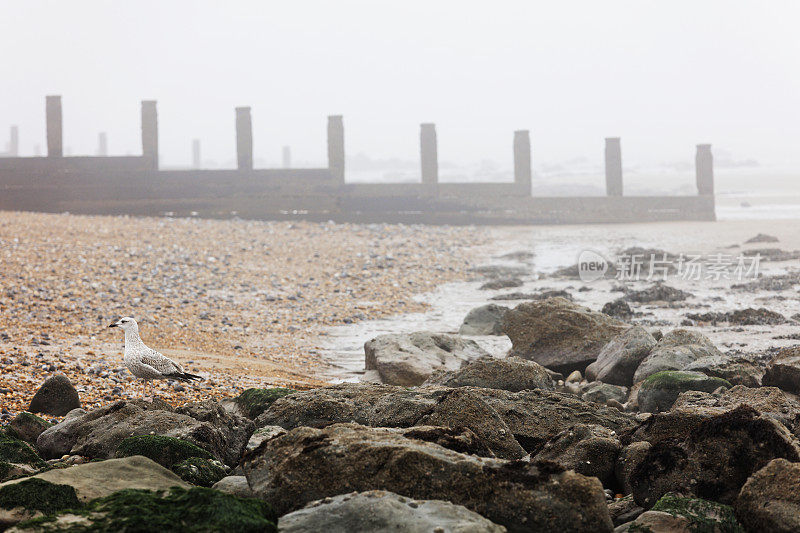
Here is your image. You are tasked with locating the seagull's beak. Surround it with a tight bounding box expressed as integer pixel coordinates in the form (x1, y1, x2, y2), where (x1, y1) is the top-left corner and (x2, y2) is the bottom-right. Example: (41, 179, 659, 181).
(108, 323, 118, 328)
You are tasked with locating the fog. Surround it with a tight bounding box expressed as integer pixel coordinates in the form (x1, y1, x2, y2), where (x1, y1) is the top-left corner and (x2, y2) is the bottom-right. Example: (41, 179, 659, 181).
(3, 0, 800, 175)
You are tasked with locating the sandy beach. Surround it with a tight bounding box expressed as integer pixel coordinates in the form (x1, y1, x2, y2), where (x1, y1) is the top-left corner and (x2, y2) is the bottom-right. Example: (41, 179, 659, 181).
(0, 211, 487, 419)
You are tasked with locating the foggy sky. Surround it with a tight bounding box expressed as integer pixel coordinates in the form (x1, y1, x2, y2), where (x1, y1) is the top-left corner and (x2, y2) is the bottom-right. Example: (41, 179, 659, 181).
(2, 1, 799, 173)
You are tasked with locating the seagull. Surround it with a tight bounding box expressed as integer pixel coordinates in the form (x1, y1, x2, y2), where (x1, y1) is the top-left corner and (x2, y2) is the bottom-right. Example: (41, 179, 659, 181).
(108, 317, 201, 401)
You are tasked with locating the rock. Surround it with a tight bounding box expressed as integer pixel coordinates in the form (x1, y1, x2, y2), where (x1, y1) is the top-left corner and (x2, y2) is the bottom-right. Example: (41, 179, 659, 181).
(633, 329, 723, 383)
(469, 265, 529, 279)
(582, 382, 628, 405)
(458, 304, 509, 335)
(0, 456, 189, 502)
(172, 457, 226, 487)
(244, 423, 613, 532)
(763, 345, 800, 394)
(116, 435, 213, 468)
(607, 495, 644, 527)
(602, 299, 633, 319)
(36, 399, 242, 466)
(0, 462, 38, 483)
(480, 277, 523, 290)
(503, 297, 629, 374)
(27, 374, 80, 417)
(617, 493, 742, 532)
(735, 458, 800, 533)
(364, 332, 489, 386)
(391, 426, 495, 458)
(5, 413, 51, 445)
(279, 490, 507, 533)
(423, 356, 553, 392)
(638, 371, 732, 413)
(586, 327, 657, 386)
(745, 233, 779, 243)
(533, 424, 622, 487)
(623, 284, 692, 303)
(245, 426, 286, 452)
(683, 354, 763, 387)
(233, 388, 295, 419)
(616, 441, 651, 495)
(687, 308, 787, 326)
(566, 370, 583, 384)
(491, 289, 573, 301)
(175, 400, 255, 465)
(629, 406, 800, 507)
(0, 478, 81, 529)
(6, 485, 278, 532)
(212, 475, 256, 499)
(747, 247, 800, 262)
(0, 434, 45, 469)
(255, 383, 638, 456)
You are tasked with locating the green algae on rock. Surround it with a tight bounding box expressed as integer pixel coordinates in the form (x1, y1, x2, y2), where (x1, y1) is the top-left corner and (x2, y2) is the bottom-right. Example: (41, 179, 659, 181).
(0, 434, 46, 469)
(172, 458, 226, 488)
(0, 478, 81, 516)
(235, 388, 295, 419)
(115, 435, 212, 469)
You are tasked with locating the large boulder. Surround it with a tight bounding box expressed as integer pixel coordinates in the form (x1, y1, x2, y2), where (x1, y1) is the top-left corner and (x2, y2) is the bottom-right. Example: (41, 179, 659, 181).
(36, 399, 250, 466)
(632, 329, 723, 383)
(424, 356, 553, 392)
(364, 332, 489, 386)
(532, 424, 622, 487)
(585, 326, 657, 386)
(243, 423, 613, 532)
(638, 371, 732, 413)
(0, 456, 189, 502)
(763, 346, 800, 394)
(629, 406, 800, 508)
(278, 490, 507, 533)
(5, 413, 51, 445)
(683, 353, 763, 387)
(175, 400, 255, 465)
(735, 458, 800, 533)
(502, 297, 629, 374)
(27, 374, 80, 417)
(254, 383, 638, 456)
(617, 493, 742, 532)
(459, 304, 509, 335)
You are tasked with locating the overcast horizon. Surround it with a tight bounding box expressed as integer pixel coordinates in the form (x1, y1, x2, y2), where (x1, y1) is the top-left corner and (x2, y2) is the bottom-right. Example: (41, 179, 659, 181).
(2, 1, 800, 175)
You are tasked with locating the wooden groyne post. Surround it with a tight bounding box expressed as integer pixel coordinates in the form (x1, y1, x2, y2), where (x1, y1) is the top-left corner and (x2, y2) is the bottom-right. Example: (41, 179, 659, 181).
(236, 107, 253, 171)
(327, 115, 344, 183)
(46, 95, 62, 158)
(514, 130, 531, 192)
(696, 144, 713, 195)
(97, 132, 108, 156)
(192, 139, 201, 169)
(141, 100, 158, 169)
(282, 146, 291, 169)
(9, 126, 18, 156)
(604, 137, 622, 196)
(420, 123, 438, 185)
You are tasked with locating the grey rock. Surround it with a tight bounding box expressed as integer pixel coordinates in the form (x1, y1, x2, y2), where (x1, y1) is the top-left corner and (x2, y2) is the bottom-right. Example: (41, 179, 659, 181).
(28, 374, 80, 417)
(175, 400, 255, 466)
(211, 475, 256, 499)
(424, 356, 553, 392)
(245, 425, 286, 452)
(458, 304, 509, 335)
(632, 329, 723, 383)
(735, 458, 800, 533)
(480, 277, 523, 290)
(278, 490, 507, 533)
(638, 371, 732, 413)
(582, 382, 629, 405)
(607, 495, 644, 527)
(683, 353, 763, 387)
(615, 441, 651, 496)
(763, 345, 800, 394)
(533, 424, 622, 486)
(585, 327, 657, 386)
(244, 423, 613, 532)
(364, 332, 489, 386)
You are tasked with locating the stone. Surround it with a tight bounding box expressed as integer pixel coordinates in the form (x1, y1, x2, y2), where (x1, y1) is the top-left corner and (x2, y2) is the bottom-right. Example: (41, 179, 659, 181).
(5, 413, 51, 445)
(623, 284, 692, 303)
(212, 475, 256, 499)
(602, 299, 633, 319)
(638, 371, 732, 413)
(0, 434, 45, 469)
(458, 304, 509, 335)
(245, 426, 286, 452)
(683, 354, 763, 387)
(503, 297, 628, 374)
(423, 356, 553, 392)
(735, 458, 800, 533)
(172, 457, 226, 487)
(175, 400, 255, 465)
(586, 326, 657, 386)
(27, 374, 80, 417)
(745, 233, 779, 243)
(364, 332, 489, 386)
(582, 382, 628, 405)
(629, 406, 800, 507)
(243, 423, 613, 532)
(615, 441, 651, 496)
(607, 495, 644, 527)
(255, 383, 638, 456)
(763, 345, 800, 394)
(0, 478, 80, 529)
(632, 329, 723, 383)
(36, 399, 245, 466)
(532, 424, 622, 486)
(0, 456, 189, 502)
(233, 388, 295, 419)
(116, 435, 212, 468)
(480, 277, 523, 290)
(278, 490, 507, 533)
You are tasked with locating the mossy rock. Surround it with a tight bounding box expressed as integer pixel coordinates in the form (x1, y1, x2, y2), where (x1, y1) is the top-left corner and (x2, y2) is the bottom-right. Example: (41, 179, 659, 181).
(235, 388, 295, 419)
(0, 434, 46, 468)
(0, 478, 81, 515)
(172, 457, 226, 487)
(16, 487, 277, 532)
(651, 493, 744, 533)
(639, 371, 732, 413)
(115, 435, 212, 469)
(6, 412, 52, 444)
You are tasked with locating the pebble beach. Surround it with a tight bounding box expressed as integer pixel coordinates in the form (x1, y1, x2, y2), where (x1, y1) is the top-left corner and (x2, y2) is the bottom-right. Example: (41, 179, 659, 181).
(0, 211, 487, 420)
